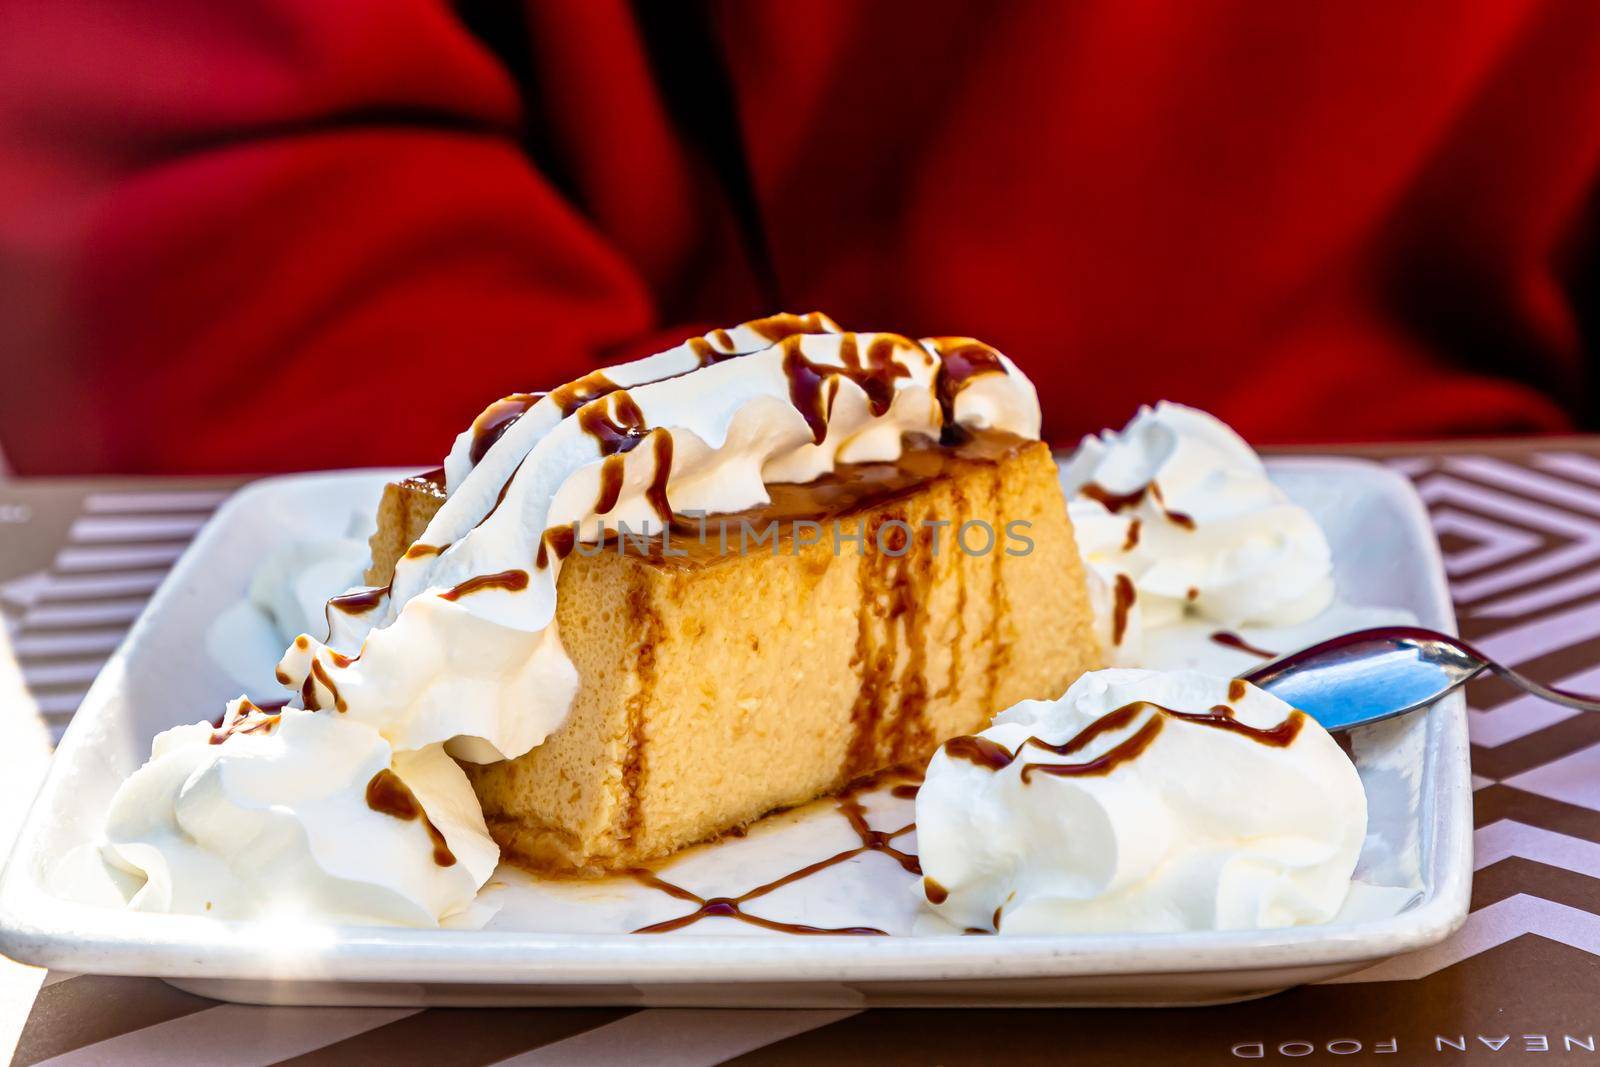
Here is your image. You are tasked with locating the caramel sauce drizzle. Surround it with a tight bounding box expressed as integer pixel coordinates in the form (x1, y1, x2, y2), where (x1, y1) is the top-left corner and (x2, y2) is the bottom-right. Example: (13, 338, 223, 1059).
(576, 391, 650, 455)
(934, 480, 971, 703)
(309, 658, 347, 712)
(746, 310, 837, 342)
(1150, 481, 1196, 530)
(1111, 573, 1137, 646)
(327, 586, 384, 616)
(924, 337, 1006, 431)
(536, 525, 576, 570)
(463, 314, 840, 496)
(780, 333, 914, 444)
(646, 431, 674, 522)
(1166, 705, 1305, 748)
(1122, 518, 1142, 552)
(1081, 480, 1196, 530)
(439, 569, 529, 601)
(1211, 630, 1277, 659)
(467, 392, 540, 466)
(1021, 717, 1165, 783)
(630, 773, 920, 936)
(404, 543, 444, 561)
(1079, 482, 1146, 513)
(616, 572, 660, 846)
(844, 511, 937, 775)
(209, 699, 280, 744)
(594, 454, 626, 515)
(685, 337, 725, 367)
(942, 735, 1015, 770)
(889, 525, 936, 765)
(943, 697, 1308, 782)
(548, 370, 619, 418)
(365, 769, 456, 867)
(979, 466, 1010, 719)
(590, 430, 672, 522)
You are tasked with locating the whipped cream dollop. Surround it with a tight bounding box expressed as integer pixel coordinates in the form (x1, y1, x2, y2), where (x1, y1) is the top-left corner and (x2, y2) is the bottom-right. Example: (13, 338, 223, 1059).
(103, 698, 498, 927)
(915, 669, 1366, 935)
(1062, 402, 1334, 666)
(105, 313, 1042, 926)
(248, 533, 372, 645)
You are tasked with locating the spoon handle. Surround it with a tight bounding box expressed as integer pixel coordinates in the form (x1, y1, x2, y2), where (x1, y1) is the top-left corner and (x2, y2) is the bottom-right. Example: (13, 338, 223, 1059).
(1485, 661, 1600, 713)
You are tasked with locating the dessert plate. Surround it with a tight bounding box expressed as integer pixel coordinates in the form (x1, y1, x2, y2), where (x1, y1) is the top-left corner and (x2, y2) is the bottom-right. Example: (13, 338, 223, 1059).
(0, 456, 1471, 1007)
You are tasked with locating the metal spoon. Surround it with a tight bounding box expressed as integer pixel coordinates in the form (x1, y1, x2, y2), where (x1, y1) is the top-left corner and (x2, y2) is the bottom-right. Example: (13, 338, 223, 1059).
(1240, 625, 1600, 732)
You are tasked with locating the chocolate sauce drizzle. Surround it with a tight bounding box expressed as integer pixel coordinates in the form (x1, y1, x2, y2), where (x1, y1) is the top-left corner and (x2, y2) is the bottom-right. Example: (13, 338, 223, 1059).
(365, 769, 457, 867)
(209, 699, 280, 744)
(942, 734, 1015, 771)
(576, 391, 650, 455)
(1080, 480, 1196, 530)
(549, 371, 619, 418)
(629, 773, 921, 936)
(327, 586, 384, 617)
(594, 455, 626, 515)
(581, 392, 674, 523)
(844, 511, 937, 776)
(535, 526, 576, 570)
(1211, 630, 1277, 659)
(467, 393, 540, 466)
(924, 337, 1006, 433)
(687, 312, 836, 370)
(461, 313, 840, 489)
(1111, 573, 1137, 646)
(943, 696, 1308, 782)
(439, 569, 529, 601)
(980, 465, 1012, 721)
(745, 310, 837, 343)
(302, 659, 347, 712)
(780, 333, 914, 444)
(615, 571, 661, 847)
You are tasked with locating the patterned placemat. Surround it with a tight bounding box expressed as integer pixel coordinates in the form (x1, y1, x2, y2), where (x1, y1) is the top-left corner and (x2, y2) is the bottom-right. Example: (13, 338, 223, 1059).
(3, 442, 1599, 1065)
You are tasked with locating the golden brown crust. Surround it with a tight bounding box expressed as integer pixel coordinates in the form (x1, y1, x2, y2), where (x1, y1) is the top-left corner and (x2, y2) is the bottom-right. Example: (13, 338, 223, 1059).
(365, 476, 446, 587)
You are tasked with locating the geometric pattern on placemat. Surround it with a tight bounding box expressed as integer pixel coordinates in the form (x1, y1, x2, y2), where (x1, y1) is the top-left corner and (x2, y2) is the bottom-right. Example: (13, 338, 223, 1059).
(11, 447, 1600, 1065)
(1319, 451, 1600, 986)
(0, 490, 225, 744)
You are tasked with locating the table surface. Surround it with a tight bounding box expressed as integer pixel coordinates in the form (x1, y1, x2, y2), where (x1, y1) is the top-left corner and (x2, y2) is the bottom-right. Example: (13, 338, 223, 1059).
(3, 440, 1600, 1065)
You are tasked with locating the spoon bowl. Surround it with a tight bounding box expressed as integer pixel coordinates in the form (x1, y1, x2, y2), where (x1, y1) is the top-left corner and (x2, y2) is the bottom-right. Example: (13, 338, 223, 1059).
(1240, 625, 1600, 733)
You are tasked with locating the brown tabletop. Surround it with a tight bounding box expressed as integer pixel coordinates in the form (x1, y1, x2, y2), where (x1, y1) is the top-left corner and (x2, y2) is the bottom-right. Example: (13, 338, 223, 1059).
(3, 439, 1599, 1065)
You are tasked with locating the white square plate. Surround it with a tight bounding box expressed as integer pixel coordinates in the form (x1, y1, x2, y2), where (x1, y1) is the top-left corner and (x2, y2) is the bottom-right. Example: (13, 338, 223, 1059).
(0, 457, 1471, 1007)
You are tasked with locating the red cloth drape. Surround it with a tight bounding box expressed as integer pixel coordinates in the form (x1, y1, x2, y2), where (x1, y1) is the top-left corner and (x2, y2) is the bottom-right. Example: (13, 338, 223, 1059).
(1, 0, 1596, 474)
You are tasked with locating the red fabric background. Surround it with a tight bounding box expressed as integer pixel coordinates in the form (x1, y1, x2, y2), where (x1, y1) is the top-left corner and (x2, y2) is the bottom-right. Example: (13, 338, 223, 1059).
(1, 0, 1597, 475)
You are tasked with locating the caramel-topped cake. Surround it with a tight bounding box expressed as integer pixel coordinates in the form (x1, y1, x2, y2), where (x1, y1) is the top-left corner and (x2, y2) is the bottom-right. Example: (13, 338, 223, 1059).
(367, 429, 1097, 871)
(101, 313, 1101, 928)
(338, 313, 1099, 873)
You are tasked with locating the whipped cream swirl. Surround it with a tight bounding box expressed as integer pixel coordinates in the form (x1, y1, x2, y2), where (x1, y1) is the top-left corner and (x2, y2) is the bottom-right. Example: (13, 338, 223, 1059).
(1061, 402, 1334, 665)
(915, 669, 1366, 934)
(103, 698, 498, 927)
(105, 313, 1042, 926)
